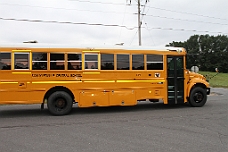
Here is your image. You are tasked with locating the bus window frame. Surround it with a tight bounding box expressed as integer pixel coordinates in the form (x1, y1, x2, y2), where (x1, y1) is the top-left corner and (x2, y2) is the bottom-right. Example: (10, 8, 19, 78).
(67, 53, 82, 70)
(146, 54, 164, 70)
(0, 52, 12, 70)
(132, 54, 145, 70)
(50, 53, 65, 70)
(117, 54, 130, 70)
(84, 53, 99, 70)
(14, 52, 30, 70)
(101, 53, 115, 70)
(32, 52, 48, 70)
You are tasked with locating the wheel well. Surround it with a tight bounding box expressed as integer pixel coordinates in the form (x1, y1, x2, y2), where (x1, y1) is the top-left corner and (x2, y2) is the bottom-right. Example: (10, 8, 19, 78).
(192, 83, 207, 90)
(188, 83, 207, 99)
(43, 86, 75, 103)
(189, 83, 206, 96)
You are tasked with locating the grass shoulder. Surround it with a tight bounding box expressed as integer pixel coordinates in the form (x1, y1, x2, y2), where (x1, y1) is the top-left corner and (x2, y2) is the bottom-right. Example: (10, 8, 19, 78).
(199, 71, 228, 88)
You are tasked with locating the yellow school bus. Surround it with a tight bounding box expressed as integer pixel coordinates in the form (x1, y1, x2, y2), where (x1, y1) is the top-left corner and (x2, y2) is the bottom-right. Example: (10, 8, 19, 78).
(0, 44, 210, 115)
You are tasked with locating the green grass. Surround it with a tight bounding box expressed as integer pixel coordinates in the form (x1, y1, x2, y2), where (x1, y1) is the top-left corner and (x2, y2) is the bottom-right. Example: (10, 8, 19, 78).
(199, 71, 228, 88)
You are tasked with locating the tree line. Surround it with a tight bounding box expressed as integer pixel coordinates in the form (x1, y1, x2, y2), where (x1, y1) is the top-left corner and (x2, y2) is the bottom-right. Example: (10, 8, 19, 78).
(166, 34, 228, 73)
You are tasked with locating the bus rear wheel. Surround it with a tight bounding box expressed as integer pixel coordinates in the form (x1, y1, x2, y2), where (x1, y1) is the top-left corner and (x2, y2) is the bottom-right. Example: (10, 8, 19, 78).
(189, 87, 207, 107)
(47, 91, 73, 116)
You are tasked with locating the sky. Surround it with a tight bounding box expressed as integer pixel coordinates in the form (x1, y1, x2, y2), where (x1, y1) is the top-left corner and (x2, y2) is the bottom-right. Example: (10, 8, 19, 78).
(0, 0, 227, 47)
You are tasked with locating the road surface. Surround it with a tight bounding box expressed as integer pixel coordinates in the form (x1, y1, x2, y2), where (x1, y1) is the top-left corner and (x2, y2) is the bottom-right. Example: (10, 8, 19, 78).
(0, 88, 227, 152)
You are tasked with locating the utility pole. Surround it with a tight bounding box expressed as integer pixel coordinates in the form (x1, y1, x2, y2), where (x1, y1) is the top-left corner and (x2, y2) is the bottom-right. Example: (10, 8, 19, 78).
(137, 0, 142, 46)
(128, 0, 148, 46)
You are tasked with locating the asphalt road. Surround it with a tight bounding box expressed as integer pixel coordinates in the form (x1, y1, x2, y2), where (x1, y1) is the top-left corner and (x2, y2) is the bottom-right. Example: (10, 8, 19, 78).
(0, 88, 227, 152)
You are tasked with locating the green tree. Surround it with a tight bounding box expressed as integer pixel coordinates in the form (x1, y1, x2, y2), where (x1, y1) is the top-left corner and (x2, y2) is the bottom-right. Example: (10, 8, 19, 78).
(166, 34, 228, 73)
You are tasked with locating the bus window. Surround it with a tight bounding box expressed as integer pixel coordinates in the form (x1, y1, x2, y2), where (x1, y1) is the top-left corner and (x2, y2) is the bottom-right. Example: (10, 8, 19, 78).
(85, 54, 98, 70)
(147, 54, 163, 70)
(117, 54, 129, 70)
(176, 57, 184, 76)
(68, 53, 82, 70)
(132, 54, 144, 70)
(32, 52, 47, 70)
(50, 53, 65, 70)
(101, 54, 114, 70)
(14, 53, 29, 70)
(0, 53, 11, 70)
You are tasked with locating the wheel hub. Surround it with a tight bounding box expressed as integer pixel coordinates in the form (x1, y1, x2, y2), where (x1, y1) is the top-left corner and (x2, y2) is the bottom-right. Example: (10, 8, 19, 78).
(56, 99, 66, 108)
(194, 92, 203, 103)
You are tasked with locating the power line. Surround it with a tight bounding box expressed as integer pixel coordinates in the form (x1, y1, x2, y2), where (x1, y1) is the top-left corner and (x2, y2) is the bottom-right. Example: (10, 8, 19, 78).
(0, 3, 132, 14)
(2, 1, 227, 22)
(146, 27, 228, 35)
(0, 17, 227, 35)
(140, 0, 149, 21)
(146, 5, 228, 21)
(118, 3, 128, 42)
(71, 1, 228, 21)
(68, 0, 126, 5)
(0, 17, 137, 30)
(130, 30, 138, 45)
(143, 18, 155, 46)
(145, 14, 228, 26)
(1, 3, 227, 26)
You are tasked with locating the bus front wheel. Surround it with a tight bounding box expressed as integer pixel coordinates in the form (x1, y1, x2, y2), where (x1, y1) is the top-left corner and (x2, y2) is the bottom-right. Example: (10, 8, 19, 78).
(47, 91, 73, 116)
(189, 87, 207, 107)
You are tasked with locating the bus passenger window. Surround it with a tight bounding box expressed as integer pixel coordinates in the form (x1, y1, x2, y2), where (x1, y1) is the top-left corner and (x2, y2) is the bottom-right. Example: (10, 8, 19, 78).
(50, 53, 65, 70)
(32, 53, 47, 70)
(0, 53, 11, 70)
(117, 54, 129, 70)
(67, 54, 82, 70)
(14, 53, 29, 69)
(85, 54, 98, 70)
(132, 54, 144, 70)
(147, 54, 163, 70)
(101, 54, 114, 70)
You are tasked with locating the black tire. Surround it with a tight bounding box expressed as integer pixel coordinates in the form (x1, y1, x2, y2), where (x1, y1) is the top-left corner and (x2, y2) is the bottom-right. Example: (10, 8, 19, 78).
(189, 87, 207, 107)
(149, 99, 159, 102)
(47, 91, 73, 116)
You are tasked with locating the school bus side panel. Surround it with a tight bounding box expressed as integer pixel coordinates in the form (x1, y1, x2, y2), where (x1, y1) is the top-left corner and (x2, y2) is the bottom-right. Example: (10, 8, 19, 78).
(77, 70, 167, 107)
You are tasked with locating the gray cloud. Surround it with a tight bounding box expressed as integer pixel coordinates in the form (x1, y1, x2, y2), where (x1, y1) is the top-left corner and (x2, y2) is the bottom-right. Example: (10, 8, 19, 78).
(0, 0, 227, 47)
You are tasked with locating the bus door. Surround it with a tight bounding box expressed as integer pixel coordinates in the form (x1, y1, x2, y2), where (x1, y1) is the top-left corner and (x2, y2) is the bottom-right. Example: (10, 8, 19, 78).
(167, 56, 184, 104)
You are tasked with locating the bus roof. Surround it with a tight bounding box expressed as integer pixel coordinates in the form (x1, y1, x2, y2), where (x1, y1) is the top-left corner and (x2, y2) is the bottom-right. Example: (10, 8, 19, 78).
(0, 43, 185, 52)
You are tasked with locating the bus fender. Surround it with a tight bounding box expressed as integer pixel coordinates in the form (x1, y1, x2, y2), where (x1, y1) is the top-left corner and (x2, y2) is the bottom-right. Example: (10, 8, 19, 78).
(187, 83, 196, 98)
(43, 86, 75, 104)
(187, 82, 207, 98)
